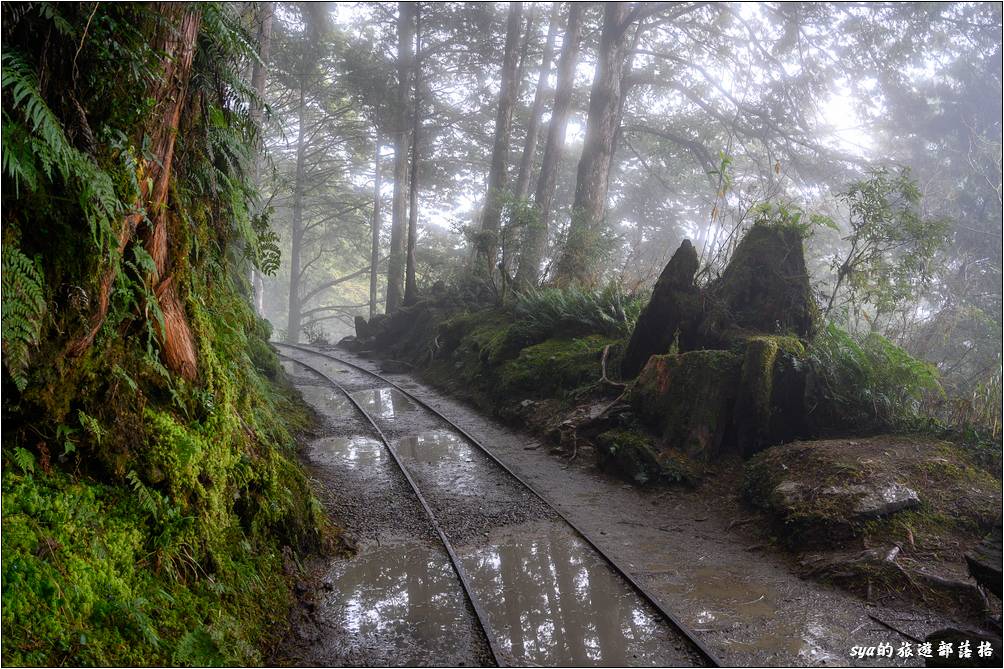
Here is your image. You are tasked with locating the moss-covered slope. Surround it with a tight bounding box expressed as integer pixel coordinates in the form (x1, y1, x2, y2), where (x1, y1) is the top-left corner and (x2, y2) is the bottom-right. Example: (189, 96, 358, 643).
(2, 4, 325, 665)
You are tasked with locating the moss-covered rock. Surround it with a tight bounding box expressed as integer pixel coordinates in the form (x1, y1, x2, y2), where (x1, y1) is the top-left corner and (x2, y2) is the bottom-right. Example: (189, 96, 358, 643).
(698, 223, 816, 347)
(499, 335, 616, 399)
(743, 436, 1000, 549)
(631, 350, 742, 460)
(596, 429, 697, 485)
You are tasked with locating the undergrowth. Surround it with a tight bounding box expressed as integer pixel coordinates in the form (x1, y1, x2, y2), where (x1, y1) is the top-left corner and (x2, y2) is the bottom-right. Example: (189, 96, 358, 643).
(2, 4, 324, 666)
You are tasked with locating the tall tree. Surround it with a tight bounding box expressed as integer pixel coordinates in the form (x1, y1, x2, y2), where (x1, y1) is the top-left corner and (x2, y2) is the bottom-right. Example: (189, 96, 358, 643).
(514, 2, 583, 289)
(553, 2, 633, 286)
(512, 2, 560, 202)
(476, 1, 524, 271)
(387, 1, 416, 312)
(369, 134, 383, 319)
(284, 81, 307, 342)
(404, 4, 422, 306)
(250, 1, 274, 316)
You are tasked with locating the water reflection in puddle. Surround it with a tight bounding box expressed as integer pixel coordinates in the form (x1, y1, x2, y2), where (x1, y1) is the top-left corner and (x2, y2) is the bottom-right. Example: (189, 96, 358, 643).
(296, 386, 355, 416)
(351, 387, 417, 420)
(319, 543, 475, 664)
(309, 435, 385, 469)
(395, 431, 473, 464)
(461, 524, 690, 667)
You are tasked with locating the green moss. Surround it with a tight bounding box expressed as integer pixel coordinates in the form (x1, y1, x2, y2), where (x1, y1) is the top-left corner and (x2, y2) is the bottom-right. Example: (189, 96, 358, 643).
(498, 335, 616, 399)
(596, 429, 696, 485)
(631, 350, 742, 460)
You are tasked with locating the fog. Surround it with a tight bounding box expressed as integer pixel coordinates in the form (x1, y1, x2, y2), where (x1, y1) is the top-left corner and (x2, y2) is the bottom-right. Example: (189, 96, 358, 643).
(254, 1, 1001, 407)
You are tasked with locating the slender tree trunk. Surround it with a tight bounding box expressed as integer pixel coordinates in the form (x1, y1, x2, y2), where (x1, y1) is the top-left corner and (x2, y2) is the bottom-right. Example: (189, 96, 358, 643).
(387, 1, 415, 313)
(554, 2, 632, 286)
(476, 1, 524, 270)
(514, 3, 583, 289)
(249, 1, 273, 317)
(513, 1, 559, 202)
(404, 4, 422, 306)
(285, 83, 307, 343)
(369, 133, 382, 319)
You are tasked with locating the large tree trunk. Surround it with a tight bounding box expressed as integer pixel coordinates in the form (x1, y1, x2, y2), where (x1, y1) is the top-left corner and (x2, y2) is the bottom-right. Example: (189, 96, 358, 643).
(512, 2, 560, 202)
(404, 5, 422, 306)
(284, 83, 307, 343)
(69, 4, 201, 380)
(514, 3, 583, 289)
(369, 133, 383, 319)
(553, 2, 632, 287)
(386, 1, 415, 313)
(476, 1, 524, 271)
(249, 1, 273, 317)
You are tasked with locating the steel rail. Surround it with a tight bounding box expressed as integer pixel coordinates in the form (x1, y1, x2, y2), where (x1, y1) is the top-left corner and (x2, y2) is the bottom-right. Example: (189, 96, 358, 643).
(278, 342, 722, 668)
(278, 352, 507, 667)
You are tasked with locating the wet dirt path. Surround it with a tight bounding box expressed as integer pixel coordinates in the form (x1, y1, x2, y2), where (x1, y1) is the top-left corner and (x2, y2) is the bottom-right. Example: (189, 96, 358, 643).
(291, 345, 971, 668)
(277, 346, 708, 667)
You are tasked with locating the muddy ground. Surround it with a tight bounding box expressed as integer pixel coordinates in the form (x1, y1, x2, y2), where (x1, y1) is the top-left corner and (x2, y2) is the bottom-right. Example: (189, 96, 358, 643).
(275, 346, 994, 667)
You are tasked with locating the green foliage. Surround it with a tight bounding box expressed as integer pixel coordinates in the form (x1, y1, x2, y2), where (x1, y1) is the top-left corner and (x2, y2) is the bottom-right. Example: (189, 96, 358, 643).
(807, 323, 943, 431)
(513, 283, 645, 341)
(751, 201, 837, 238)
(1, 244, 46, 391)
(499, 335, 616, 398)
(1, 4, 318, 666)
(826, 166, 950, 320)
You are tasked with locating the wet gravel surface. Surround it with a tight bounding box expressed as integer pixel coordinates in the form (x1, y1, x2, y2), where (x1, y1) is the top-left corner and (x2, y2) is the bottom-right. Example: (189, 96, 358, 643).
(308, 345, 978, 668)
(273, 358, 493, 667)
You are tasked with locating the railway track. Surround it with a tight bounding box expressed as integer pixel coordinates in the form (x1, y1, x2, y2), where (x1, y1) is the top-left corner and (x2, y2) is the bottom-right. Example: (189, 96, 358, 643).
(277, 342, 721, 668)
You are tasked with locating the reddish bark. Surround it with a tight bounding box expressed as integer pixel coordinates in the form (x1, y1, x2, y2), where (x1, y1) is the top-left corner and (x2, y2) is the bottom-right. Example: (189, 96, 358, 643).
(70, 6, 201, 380)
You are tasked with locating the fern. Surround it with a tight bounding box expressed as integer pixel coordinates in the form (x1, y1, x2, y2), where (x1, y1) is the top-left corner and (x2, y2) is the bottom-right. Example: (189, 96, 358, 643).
(514, 283, 645, 340)
(2, 244, 46, 390)
(12, 446, 36, 474)
(127, 470, 162, 521)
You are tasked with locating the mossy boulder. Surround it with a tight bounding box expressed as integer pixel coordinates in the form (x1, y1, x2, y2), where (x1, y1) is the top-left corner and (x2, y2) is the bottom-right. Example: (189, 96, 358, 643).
(743, 436, 1000, 549)
(631, 350, 742, 461)
(499, 335, 615, 399)
(620, 239, 701, 378)
(698, 223, 816, 347)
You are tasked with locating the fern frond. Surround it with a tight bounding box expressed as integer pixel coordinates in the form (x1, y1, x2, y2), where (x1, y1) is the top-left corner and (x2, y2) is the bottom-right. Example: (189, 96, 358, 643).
(1, 244, 46, 391)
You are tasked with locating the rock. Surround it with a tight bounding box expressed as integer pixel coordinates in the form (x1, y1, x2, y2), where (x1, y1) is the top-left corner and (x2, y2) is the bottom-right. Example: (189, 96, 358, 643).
(354, 315, 370, 339)
(620, 240, 701, 378)
(596, 429, 696, 485)
(631, 350, 742, 461)
(698, 223, 815, 347)
(825, 482, 920, 519)
(745, 436, 998, 551)
(965, 526, 1002, 597)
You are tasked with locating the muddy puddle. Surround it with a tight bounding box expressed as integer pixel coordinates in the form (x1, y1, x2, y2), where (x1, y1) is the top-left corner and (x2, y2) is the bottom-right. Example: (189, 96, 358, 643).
(309, 435, 386, 470)
(312, 541, 486, 666)
(394, 430, 475, 464)
(350, 387, 419, 421)
(460, 522, 700, 667)
(655, 564, 839, 663)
